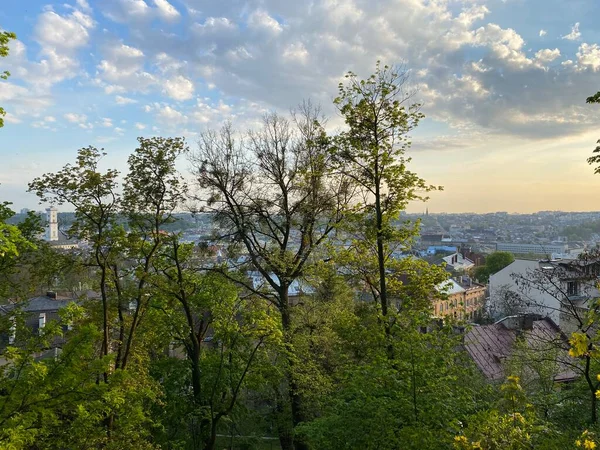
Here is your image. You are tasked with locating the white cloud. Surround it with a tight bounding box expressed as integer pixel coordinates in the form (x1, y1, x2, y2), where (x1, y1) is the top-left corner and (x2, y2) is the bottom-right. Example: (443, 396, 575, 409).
(282, 42, 309, 64)
(577, 43, 600, 71)
(76, 0, 93, 13)
(539, 29, 547, 37)
(100, 117, 113, 127)
(154, 0, 180, 21)
(96, 42, 156, 92)
(163, 75, 195, 101)
(534, 48, 560, 64)
(135, 122, 146, 129)
(34, 10, 95, 50)
(64, 113, 88, 123)
(101, 0, 181, 23)
(44, 116, 56, 122)
(102, 0, 151, 23)
(473, 23, 532, 69)
(157, 105, 188, 125)
(192, 17, 236, 35)
(248, 10, 283, 36)
(2, 7, 96, 92)
(562, 22, 581, 41)
(115, 95, 138, 105)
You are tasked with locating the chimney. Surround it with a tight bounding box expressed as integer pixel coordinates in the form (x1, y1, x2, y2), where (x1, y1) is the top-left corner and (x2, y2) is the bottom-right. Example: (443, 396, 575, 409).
(522, 315, 534, 331)
(46, 291, 57, 299)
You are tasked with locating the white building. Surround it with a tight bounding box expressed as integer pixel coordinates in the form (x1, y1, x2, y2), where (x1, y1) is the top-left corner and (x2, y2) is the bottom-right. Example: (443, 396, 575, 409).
(488, 259, 560, 323)
(442, 252, 474, 272)
(495, 242, 567, 256)
(45, 206, 59, 241)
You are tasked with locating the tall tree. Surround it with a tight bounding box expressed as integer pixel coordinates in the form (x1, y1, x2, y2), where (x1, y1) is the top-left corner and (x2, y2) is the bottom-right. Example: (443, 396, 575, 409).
(332, 63, 440, 337)
(0, 30, 17, 128)
(114, 136, 187, 371)
(28, 147, 120, 374)
(190, 104, 352, 450)
(150, 236, 280, 450)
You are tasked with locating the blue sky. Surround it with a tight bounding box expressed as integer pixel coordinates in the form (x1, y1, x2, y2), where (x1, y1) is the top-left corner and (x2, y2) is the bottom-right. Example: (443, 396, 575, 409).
(1, 0, 600, 213)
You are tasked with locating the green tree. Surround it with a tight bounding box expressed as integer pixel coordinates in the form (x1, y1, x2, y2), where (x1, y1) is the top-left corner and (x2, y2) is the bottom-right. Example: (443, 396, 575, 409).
(114, 136, 188, 371)
(29, 146, 121, 375)
(587, 91, 600, 173)
(27, 139, 188, 442)
(190, 105, 351, 450)
(150, 237, 281, 450)
(332, 62, 440, 341)
(474, 251, 514, 283)
(0, 30, 17, 128)
(299, 306, 489, 449)
(0, 303, 160, 449)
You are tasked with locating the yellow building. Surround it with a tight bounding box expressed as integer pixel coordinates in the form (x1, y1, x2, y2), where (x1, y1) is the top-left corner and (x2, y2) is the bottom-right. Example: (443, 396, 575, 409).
(434, 277, 486, 321)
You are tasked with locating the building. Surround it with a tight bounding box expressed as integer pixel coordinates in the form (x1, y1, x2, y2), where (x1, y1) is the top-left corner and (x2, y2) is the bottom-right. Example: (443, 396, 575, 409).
(248, 272, 315, 305)
(0, 292, 75, 351)
(488, 259, 559, 323)
(464, 315, 576, 382)
(442, 252, 475, 272)
(496, 242, 568, 257)
(434, 276, 486, 321)
(45, 206, 59, 242)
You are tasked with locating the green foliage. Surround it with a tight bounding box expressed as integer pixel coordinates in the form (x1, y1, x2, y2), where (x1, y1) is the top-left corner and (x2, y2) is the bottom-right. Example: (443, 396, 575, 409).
(474, 251, 514, 282)
(563, 220, 600, 241)
(0, 30, 17, 128)
(454, 376, 539, 450)
(0, 304, 159, 449)
(299, 306, 489, 449)
(332, 61, 442, 321)
(587, 91, 600, 174)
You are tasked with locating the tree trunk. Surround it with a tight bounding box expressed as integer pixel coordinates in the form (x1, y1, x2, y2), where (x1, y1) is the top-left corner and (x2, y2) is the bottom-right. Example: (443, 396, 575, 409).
(203, 419, 218, 450)
(592, 389, 598, 424)
(279, 287, 309, 450)
(374, 175, 388, 317)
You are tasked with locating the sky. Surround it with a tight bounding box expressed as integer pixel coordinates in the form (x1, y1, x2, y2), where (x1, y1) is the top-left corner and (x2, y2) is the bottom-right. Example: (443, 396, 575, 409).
(1, 0, 600, 213)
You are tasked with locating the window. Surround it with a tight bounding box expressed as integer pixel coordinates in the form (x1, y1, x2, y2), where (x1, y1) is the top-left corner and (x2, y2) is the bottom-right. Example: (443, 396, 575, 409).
(567, 281, 579, 296)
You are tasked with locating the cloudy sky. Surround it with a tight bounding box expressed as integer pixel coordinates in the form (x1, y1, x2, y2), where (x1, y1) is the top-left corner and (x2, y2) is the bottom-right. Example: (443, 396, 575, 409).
(1, 0, 600, 213)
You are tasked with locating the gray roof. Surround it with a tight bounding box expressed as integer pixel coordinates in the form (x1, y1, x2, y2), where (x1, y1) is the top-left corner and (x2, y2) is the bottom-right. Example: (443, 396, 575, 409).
(21, 296, 74, 312)
(0, 296, 75, 315)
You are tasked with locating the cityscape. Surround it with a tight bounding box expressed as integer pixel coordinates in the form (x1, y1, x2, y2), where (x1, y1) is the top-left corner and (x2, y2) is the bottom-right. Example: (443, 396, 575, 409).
(2, 0, 600, 449)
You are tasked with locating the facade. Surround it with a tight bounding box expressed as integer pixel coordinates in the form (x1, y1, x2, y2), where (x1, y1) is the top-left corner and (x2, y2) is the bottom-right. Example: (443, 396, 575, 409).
(489, 257, 600, 331)
(248, 271, 316, 305)
(496, 242, 567, 256)
(488, 259, 559, 322)
(434, 277, 486, 321)
(442, 252, 475, 272)
(0, 292, 74, 350)
(45, 206, 59, 242)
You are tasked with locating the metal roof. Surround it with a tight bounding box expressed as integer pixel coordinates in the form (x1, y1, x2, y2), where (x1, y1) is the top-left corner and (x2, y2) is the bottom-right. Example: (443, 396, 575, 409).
(464, 317, 577, 382)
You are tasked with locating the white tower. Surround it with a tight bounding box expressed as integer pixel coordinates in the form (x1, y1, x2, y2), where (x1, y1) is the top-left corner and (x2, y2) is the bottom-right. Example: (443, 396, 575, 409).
(45, 206, 59, 241)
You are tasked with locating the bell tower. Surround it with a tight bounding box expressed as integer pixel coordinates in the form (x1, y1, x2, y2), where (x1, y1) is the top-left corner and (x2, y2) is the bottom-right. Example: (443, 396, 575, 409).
(45, 206, 58, 241)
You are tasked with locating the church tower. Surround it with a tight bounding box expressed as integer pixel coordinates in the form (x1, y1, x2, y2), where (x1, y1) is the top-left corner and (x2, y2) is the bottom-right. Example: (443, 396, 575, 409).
(45, 206, 59, 241)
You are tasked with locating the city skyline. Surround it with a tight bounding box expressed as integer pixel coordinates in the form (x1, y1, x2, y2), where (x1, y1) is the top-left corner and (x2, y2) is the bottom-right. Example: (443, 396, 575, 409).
(2, 0, 600, 213)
